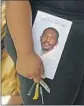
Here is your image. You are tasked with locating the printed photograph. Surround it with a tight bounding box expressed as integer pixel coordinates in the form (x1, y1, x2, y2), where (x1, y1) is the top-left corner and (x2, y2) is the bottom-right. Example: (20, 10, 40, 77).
(40, 27, 59, 55)
(32, 11, 72, 79)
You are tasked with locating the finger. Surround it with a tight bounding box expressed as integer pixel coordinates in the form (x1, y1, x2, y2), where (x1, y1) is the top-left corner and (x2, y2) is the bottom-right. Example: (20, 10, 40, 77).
(27, 74, 33, 79)
(34, 73, 41, 83)
(41, 65, 45, 79)
(41, 64, 44, 75)
(28, 77, 33, 79)
(34, 76, 41, 83)
(41, 74, 45, 79)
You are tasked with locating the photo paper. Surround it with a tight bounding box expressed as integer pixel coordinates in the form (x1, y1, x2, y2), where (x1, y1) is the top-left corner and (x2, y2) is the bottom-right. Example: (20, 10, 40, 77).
(32, 11, 72, 79)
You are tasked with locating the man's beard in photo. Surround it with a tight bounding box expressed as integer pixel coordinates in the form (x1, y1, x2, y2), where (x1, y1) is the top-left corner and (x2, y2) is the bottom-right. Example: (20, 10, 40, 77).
(41, 42, 54, 54)
(42, 42, 54, 50)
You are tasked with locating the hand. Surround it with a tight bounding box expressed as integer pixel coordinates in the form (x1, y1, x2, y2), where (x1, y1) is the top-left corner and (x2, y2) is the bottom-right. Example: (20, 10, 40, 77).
(16, 52, 44, 83)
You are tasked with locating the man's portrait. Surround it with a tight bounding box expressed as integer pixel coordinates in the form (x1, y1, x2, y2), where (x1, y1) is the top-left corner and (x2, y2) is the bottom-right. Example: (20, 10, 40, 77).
(40, 27, 59, 54)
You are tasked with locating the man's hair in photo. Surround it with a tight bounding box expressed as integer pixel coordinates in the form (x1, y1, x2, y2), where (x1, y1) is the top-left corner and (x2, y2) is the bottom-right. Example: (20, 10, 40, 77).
(42, 27, 59, 40)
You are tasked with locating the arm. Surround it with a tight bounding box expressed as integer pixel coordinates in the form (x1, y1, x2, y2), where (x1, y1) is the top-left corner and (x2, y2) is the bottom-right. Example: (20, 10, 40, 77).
(6, 1, 33, 57)
(6, 1, 44, 83)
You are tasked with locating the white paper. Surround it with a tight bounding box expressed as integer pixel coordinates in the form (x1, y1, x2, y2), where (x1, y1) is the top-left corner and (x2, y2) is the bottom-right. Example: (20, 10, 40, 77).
(32, 11, 72, 80)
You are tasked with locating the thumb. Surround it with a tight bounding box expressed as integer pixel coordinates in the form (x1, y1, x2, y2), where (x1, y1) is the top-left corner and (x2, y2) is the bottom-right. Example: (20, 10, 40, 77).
(41, 65, 45, 79)
(33, 74, 41, 83)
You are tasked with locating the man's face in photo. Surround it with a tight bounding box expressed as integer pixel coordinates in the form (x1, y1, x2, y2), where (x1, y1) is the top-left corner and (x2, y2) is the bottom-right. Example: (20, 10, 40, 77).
(41, 29, 58, 51)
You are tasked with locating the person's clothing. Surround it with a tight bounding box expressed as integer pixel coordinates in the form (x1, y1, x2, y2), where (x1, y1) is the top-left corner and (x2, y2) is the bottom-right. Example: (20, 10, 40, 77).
(4, 0, 84, 105)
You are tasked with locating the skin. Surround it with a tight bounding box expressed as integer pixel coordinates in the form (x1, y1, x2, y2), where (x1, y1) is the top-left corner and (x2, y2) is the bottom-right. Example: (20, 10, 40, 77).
(6, 1, 44, 83)
(41, 29, 58, 52)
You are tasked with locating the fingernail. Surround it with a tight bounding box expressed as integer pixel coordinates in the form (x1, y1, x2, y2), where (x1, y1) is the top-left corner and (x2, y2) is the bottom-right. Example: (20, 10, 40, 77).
(29, 77, 33, 79)
(34, 79, 40, 84)
(41, 75, 45, 79)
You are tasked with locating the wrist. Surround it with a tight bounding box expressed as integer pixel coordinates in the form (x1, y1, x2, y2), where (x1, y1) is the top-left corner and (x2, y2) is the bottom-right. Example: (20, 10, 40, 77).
(17, 49, 35, 59)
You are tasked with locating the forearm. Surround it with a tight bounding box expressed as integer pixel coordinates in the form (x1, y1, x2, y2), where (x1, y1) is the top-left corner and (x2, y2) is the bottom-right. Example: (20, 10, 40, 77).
(6, 1, 34, 57)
